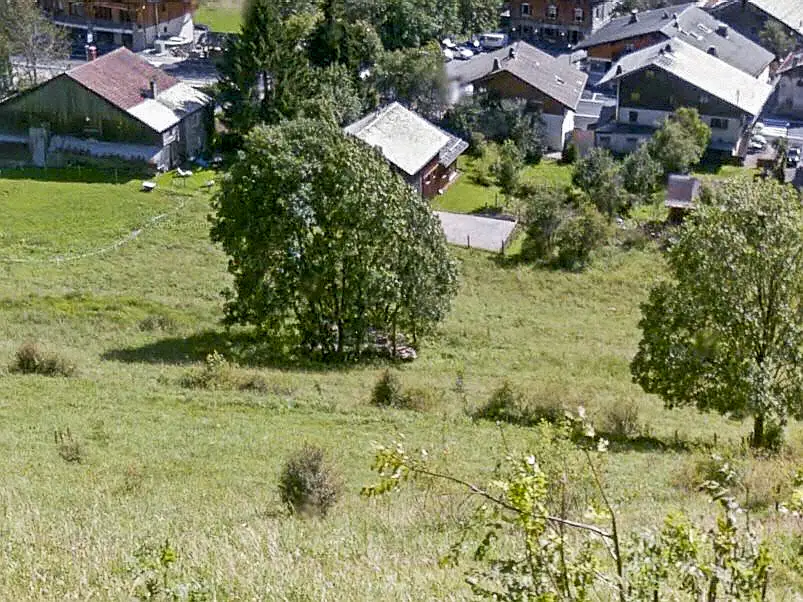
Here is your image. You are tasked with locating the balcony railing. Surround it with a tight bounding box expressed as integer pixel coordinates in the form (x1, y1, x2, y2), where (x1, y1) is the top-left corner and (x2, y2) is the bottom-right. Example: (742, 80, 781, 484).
(51, 13, 136, 33)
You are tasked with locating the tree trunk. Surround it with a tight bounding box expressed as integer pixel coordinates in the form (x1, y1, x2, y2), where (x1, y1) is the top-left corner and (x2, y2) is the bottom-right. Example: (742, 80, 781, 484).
(752, 413, 765, 449)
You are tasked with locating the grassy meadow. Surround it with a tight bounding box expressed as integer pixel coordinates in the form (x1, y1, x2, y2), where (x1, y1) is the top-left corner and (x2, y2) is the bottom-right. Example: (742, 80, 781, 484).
(1, 167, 802, 599)
(195, 0, 243, 32)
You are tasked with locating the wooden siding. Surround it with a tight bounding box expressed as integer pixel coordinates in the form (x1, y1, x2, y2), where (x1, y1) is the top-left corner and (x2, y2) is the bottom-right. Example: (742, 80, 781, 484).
(0, 75, 162, 145)
(476, 70, 567, 115)
(619, 69, 745, 118)
(510, 0, 594, 30)
(587, 32, 666, 61)
(40, 0, 196, 27)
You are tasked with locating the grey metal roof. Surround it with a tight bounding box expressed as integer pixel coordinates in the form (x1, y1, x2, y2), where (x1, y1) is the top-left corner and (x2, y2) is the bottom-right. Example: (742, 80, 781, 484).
(598, 38, 774, 116)
(749, 0, 803, 35)
(446, 42, 588, 111)
(344, 102, 466, 176)
(778, 49, 803, 74)
(575, 4, 774, 77)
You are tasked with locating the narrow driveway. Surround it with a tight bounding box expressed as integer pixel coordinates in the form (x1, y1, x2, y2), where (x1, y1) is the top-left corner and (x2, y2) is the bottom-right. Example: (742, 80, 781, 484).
(435, 211, 517, 253)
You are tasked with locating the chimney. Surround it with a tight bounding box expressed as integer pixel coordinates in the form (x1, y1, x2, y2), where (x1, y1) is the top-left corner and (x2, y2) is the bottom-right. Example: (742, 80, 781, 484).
(716, 24, 729, 37)
(149, 79, 158, 99)
(493, 58, 502, 71)
(707, 45, 717, 56)
(629, 9, 639, 23)
(509, 46, 517, 59)
(662, 10, 669, 19)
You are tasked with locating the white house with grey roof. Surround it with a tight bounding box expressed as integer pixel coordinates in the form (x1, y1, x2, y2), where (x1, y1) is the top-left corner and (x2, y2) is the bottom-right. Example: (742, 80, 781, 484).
(576, 4, 774, 80)
(344, 102, 468, 198)
(446, 42, 588, 150)
(594, 37, 773, 156)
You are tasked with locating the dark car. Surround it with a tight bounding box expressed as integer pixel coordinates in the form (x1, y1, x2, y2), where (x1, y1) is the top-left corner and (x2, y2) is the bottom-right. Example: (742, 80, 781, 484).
(787, 147, 801, 167)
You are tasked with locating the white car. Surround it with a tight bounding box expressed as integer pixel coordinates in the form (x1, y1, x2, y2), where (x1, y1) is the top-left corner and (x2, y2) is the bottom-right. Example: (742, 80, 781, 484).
(750, 134, 768, 147)
(441, 37, 457, 50)
(442, 48, 455, 61)
(457, 47, 474, 60)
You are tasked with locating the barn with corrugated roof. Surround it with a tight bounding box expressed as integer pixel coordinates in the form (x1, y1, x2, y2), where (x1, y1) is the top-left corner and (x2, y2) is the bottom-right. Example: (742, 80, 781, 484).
(0, 47, 212, 169)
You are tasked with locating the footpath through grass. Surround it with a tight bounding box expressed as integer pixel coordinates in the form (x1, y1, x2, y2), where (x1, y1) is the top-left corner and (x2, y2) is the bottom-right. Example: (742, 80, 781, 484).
(0, 168, 802, 598)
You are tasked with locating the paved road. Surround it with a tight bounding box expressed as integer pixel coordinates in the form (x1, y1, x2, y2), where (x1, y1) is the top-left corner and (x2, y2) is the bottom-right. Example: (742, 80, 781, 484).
(435, 211, 517, 253)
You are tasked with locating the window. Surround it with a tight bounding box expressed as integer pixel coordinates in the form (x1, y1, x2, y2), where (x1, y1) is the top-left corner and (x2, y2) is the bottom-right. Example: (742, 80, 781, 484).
(710, 118, 729, 130)
(624, 43, 635, 52)
(629, 111, 638, 123)
(598, 136, 611, 146)
(94, 6, 112, 20)
(547, 4, 557, 20)
(68, 2, 83, 16)
(574, 8, 584, 23)
(120, 9, 132, 23)
(521, 2, 530, 16)
(797, 79, 803, 87)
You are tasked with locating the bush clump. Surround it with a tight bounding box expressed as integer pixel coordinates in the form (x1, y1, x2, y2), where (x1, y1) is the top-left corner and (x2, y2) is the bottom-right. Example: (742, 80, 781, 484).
(370, 370, 405, 407)
(55, 428, 84, 463)
(278, 445, 340, 517)
(11, 342, 76, 377)
(601, 399, 642, 439)
(138, 314, 177, 332)
(180, 351, 269, 392)
(474, 382, 567, 427)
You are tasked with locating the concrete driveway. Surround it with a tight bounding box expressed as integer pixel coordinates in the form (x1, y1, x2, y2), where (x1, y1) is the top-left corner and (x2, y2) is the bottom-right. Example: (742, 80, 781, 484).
(435, 211, 517, 253)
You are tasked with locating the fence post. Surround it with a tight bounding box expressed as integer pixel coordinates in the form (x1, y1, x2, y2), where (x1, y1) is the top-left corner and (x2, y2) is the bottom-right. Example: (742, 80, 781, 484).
(466, 234, 470, 248)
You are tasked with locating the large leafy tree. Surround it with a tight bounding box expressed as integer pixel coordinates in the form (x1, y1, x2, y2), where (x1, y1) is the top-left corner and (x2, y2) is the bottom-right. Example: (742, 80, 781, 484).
(622, 142, 662, 203)
(760, 21, 794, 59)
(307, 0, 383, 71)
(0, 0, 68, 91)
(210, 119, 458, 360)
(217, 0, 314, 138)
(648, 107, 711, 175)
(631, 179, 803, 448)
(571, 147, 625, 218)
(373, 42, 448, 120)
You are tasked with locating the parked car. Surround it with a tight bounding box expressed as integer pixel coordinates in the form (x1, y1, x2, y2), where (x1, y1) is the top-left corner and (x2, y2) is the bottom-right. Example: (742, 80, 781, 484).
(748, 139, 766, 152)
(479, 33, 508, 50)
(787, 147, 801, 167)
(456, 47, 474, 60)
(441, 38, 457, 50)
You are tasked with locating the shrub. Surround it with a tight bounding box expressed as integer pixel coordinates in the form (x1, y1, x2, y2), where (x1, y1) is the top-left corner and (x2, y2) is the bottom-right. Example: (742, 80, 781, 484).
(11, 342, 76, 377)
(370, 370, 405, 408)
(180, 351, 269, 393)
(554, 203, 610, 270)
(278, 445, 340, 517)
(402, 387, 438, 412)
(601, 399, 642, 439)
(54, 428, 84, 463)
(474, 382, 567, 427)
(138, 314, 177, 332)
(468, 131, 487, 159)
(561, 142, 578, 164)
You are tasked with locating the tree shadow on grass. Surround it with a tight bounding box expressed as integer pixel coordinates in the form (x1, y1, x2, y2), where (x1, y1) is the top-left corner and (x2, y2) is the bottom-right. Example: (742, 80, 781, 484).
(598, 432, 694, 454)
(0, 165, 152, 185)
(101, 330, 375, 373)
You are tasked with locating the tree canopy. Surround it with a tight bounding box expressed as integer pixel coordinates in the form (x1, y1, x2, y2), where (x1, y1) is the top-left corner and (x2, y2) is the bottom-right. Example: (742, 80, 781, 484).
(648, 108, 711, 175)
(209, 119, 458, 360)
(631, 179, 803, 448)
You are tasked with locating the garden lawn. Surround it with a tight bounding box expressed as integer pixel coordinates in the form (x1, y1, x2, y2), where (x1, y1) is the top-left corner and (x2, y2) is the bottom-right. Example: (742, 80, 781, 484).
(195, 0, 242, 32)
(435, 150, 572, 214)
(0, 168, 183, 259)
(0, 168, 801, 599)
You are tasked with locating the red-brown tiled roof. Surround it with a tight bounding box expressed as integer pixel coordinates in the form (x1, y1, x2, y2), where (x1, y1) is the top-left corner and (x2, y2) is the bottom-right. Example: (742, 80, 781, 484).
(66, 47, 180, 110)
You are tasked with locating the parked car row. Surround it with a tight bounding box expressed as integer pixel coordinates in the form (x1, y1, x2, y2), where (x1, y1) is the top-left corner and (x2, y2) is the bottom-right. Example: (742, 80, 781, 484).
(442, 33, 508, 61)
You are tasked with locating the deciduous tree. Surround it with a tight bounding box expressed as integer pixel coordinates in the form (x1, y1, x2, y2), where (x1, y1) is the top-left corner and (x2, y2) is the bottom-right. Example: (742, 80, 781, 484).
(631, 179, 803, 448)
(572, 147, 625, 218)
(210, 119, 458, 360)
(648, 107, 710, 175)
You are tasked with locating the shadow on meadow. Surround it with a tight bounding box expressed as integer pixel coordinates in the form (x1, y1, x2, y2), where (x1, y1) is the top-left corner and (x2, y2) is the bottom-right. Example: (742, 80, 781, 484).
(0, 165, 153, 185)
(102, 330, 378, 373)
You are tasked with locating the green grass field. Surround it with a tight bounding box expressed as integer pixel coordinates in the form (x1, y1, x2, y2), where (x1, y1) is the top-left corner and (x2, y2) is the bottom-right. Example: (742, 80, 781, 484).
(1, 168, 801, 598)
(195, 0, 243, 32)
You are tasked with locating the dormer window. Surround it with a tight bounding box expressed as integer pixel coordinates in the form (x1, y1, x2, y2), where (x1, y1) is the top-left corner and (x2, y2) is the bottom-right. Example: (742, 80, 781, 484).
(521, 2, 530, 16)
(547, 4, 557, 20)
(574, 8, 584, 23)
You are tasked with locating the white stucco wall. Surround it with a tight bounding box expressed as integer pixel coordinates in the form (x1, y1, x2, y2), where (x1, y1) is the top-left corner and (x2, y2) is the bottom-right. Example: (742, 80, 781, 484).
(542, 111, 571, 150)
(618, 106, 744, 145)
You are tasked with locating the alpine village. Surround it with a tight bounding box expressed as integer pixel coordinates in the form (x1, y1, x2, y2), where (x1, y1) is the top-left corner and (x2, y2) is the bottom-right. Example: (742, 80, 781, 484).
(3, 0, 803, 599)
